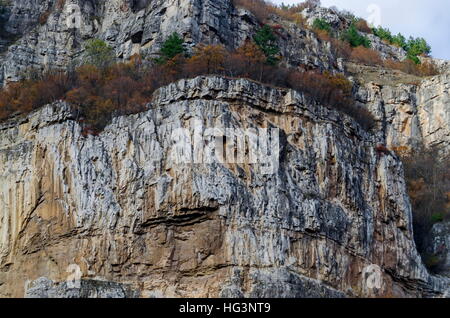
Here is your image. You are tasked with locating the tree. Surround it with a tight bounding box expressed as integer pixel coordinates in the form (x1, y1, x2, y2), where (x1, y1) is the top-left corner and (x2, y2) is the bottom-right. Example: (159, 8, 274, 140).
(391, 33, 407, 50)
(342, 24, 371, 48)
(83, 39, 115, 69)
(372, 26, 393, 43)
(155, 33, 186, 65)
(406, 37, 431, 64)
(312, 18, 331, 33)
(186, 44, 227, 74)
(227, 40, 266, 80)
(253, 25, 280, 65)
(402, 149, 450, 269)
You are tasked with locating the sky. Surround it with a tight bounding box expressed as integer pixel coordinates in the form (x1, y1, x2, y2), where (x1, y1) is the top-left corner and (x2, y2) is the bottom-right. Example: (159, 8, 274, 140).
(273, 0, 450, 60)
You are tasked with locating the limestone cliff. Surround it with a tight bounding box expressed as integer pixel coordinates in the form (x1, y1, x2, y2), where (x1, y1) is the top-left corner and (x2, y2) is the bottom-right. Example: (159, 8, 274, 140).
(355, 72, 450, 157)
(0, 0, 449, 299)
(0, 0, 337, 85)
(0, 76, 449, 298)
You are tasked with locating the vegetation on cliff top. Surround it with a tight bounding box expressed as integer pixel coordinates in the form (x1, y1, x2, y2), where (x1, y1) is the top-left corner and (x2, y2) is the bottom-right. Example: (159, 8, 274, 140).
(0, 30, 374, 133)
(234, 0, 436, 75)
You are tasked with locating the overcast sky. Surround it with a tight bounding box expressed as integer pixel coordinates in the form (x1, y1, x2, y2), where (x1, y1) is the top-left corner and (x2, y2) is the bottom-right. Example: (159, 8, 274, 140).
(273, 0, 449, 60)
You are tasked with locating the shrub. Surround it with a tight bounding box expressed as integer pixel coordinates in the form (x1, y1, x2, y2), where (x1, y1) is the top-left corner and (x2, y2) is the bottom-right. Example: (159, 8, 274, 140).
(232, 0, 314, 24)
(0, 70, 71, 120)
(83, 39, 115, 69)
(254, 25, 280, 65)
(55, 0, 66, 11)
(312, 18, 332, 33)
(342, 24, 371, 48)
(0, 0, 10, 13)
(355, 19, 372, 34)
(225, 40, 266, 80)
(350, 46, 382, 66)
(0, 39, 375, 132)
(330, 38, 352, 60)
(384, 59, 439, 77)
(155, 33, 186, 65)
(186, 44, 227, 74)
(232, 0, 272, 23)
(39, 10, 51, 25)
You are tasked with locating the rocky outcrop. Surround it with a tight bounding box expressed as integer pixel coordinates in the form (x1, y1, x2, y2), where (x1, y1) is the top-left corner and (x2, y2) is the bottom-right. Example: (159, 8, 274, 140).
(301, 6, 406, 61)
(25, 277, 139, 298)
(0, 0, 338, 86)
(0, 0, 449, 299)
(0, 76, 448, 298)
(355, 73, 450, 157)
(428, 222, 450, 277)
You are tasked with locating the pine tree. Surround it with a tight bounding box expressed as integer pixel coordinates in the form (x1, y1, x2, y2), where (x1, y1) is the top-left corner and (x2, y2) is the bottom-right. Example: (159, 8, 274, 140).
(83, 39, 115, 69)
(342, 24, 371, 48)
(155, 33, 186, 65)
(253, 25, 280, 65)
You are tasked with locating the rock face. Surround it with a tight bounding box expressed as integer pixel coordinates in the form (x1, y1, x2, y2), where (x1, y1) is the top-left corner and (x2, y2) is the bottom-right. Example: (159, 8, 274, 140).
(301, 6, 406, 61)
(0, 76, 449, 298)
(0, 0, 449, 299)
(428, 222, 450, 277)
(0, 0, 338, 86)
(24, 277, 139, 298)
(356, 73, 450, 157)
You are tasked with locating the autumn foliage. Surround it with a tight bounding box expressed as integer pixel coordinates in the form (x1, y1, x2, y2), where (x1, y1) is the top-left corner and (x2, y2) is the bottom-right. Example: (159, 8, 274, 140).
(350, 46, 382, 66)
(185, 44, 227, 74)
(402, 149, 450, 271)
(355, 19, 372, 34)
(0, 39, 375, 132)
(383, 59, 439, 77)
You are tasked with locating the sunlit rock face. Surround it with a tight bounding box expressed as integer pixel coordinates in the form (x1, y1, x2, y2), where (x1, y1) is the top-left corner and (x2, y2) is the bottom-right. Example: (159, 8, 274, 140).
(0, 76, 448, 298)
(0, 0, 449, 299)
(356, 73, 450, 157)
(0, 0, 337, 86)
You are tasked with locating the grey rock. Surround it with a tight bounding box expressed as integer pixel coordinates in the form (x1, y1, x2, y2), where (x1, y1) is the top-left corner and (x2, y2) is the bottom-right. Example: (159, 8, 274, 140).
(0, 76, 448, 298)
(25, 277, 139, 298)
(428, 222, 450, 277)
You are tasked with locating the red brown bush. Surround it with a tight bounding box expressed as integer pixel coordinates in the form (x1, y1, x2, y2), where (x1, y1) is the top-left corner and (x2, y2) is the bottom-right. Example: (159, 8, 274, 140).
(350, 46, 382, 66)
(0, 40, 375, 132)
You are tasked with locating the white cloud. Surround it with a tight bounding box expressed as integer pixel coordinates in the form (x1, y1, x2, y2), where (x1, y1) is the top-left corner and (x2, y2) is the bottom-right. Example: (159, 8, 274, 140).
(273, 0, 449, 60)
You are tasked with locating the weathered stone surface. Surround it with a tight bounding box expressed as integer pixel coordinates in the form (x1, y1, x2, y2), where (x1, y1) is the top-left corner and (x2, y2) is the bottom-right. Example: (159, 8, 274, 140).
(428, 222, 450, 277)
(25, 277, 139, 298)
(0, 1, 449, 299)
(355, 73, 450, 157)
(0, 76, 448, 298)
(0, 0, 339, 86)
(301, 6, 406, 61)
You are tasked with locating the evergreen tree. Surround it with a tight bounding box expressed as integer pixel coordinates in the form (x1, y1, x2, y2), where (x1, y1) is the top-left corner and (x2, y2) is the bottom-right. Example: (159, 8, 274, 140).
(83, 39, 115, 69)
(342, 24, 371, 48)
(406, 37, 431, 64)
(312, 18, 332, 33)
(155, 33, 186, 65)
(253, 25, 280, 65)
